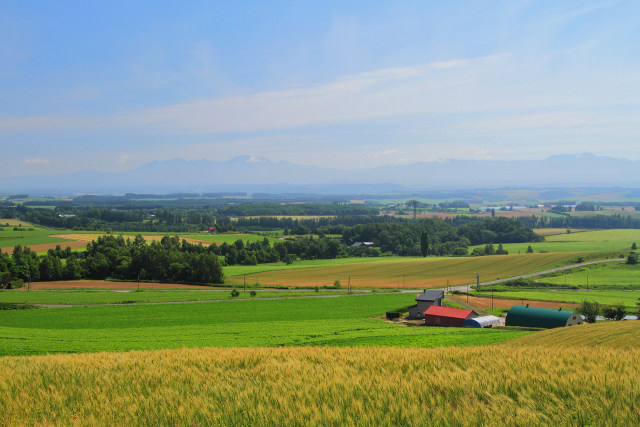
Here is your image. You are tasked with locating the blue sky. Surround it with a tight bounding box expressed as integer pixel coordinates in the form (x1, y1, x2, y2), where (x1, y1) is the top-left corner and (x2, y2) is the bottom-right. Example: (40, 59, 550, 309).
(1, 0, 639, 177)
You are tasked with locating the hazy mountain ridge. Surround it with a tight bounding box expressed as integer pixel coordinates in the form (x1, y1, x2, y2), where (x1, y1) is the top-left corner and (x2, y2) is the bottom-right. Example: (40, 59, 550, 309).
(2, 154, 639, 195)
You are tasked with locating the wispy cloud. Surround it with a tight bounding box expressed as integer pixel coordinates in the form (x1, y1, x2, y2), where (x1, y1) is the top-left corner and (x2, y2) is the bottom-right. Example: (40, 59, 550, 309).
(24, 157, 50, 164)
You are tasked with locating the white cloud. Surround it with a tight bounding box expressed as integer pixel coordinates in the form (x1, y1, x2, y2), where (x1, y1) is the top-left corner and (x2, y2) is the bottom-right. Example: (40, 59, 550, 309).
(118, 154, 130, 164)
(24, 157, 50, 164)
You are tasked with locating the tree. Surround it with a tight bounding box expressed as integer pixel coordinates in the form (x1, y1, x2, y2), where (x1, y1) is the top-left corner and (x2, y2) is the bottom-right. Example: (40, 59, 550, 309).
(526, 245, 534, 253)
(632, 242, 638, 250)
(420, 231, 429, 257)
(627, 252, 639, 265)
(496, 243, 508, 255)
(579, 300, 600, 323)
(603, 303, 627, 321)
(484, 244, 495, 255)
(230, 289, 240, 298)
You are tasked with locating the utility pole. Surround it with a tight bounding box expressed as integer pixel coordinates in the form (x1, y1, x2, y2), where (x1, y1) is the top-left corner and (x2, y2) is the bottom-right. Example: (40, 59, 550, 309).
(244, 275, 246, 292)
(474, 272, 480, 291)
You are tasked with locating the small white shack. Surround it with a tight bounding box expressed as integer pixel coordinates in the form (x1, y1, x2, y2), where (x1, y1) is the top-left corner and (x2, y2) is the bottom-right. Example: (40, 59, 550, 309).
(462, 315, 502, 328)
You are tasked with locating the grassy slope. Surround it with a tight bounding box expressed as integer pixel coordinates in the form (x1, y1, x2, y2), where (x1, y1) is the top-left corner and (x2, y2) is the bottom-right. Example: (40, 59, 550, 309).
(227, 252, 580, 288)
(1, 345, 638, 425)
(0, 294, 527, 356)
(504, 320, 640, 349)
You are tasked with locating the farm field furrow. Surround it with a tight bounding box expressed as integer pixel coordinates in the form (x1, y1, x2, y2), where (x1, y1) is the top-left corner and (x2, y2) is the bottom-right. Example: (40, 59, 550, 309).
(1, 345, 639, 425)
(226, 253, 581, 288)
(0, 294, 528, 356)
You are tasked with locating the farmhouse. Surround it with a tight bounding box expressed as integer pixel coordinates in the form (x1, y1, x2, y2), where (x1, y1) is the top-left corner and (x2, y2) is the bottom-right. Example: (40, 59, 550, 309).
(350, 241, 375, 248)
(407, 289, 445, 319)
(505, 305, 583, 328)
(424, 306, 476, 327)
(463, 315, 502, 328)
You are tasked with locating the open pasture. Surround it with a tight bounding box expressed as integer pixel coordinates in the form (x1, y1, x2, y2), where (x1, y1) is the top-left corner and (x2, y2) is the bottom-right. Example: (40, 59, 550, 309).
(541, 262, 640, 289)
(0, 294, 527, 356)
(0, 289, 361, 305)
(8, 280, 218, 291)
(226, 253, 580, 288)
(473, 288, 640, 309)
(533, 228, 586, 236)
(1, 344, 638, 425)
(472, 228, 640, 254)
(0, 219, 35, 227)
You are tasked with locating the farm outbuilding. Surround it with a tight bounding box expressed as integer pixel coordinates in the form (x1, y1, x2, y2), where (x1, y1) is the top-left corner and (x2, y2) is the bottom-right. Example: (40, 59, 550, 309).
(424, 305, 476, 327)
(505, 305, 583, 328)
(463, 315, 502, 328)
(407, 289, 445, 319)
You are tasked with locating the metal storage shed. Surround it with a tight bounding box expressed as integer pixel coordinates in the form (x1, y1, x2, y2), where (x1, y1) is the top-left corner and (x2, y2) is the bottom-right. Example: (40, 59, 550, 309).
(463, 315, 501, 328)
(505, 305, 583, 328)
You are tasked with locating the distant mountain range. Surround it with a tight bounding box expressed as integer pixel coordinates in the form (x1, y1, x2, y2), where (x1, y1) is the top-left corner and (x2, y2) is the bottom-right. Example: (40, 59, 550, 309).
(2, 153, 639, 195)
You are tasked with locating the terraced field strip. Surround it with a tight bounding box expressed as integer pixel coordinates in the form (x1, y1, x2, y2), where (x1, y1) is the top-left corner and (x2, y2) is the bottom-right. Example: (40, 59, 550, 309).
(2, 345, 638, 425)
(226, 252, 581, 288)
(533, 228, 586, 236)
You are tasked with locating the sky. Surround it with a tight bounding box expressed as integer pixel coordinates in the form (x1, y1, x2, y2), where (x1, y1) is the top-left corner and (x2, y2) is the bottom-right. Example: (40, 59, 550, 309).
(1, 0, 639, 177)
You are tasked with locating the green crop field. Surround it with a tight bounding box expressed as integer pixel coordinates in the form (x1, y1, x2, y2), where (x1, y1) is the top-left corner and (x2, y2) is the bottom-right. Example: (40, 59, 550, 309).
(226, 252, 581, 288)
(474, 288, 640, 309)
(540, 262, 640, 289)
(0, 225, 74, 250)
(471, 228, 640, 254)
(0, 289, 368, 305)
(0, 294, 528, 357)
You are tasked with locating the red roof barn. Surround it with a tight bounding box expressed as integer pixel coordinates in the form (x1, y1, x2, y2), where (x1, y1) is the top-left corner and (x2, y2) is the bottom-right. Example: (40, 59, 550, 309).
(424, 306, 476, 327)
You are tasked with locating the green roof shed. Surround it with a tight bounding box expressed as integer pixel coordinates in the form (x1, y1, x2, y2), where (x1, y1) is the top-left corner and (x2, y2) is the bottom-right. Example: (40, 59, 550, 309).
(505, 305, 583, 328)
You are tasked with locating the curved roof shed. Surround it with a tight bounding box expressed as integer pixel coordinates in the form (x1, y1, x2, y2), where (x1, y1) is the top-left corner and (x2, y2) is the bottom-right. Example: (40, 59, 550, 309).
(463, 315, 501, 328)
(505, 305, 583, 328)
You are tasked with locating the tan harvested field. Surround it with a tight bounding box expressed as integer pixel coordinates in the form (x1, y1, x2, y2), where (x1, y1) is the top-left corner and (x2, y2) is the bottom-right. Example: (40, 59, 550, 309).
(505, 320, 640, 349)
(52, 233, 214, 246)
(226, 252, 580, 288)
(0, 219, 34, 227)
(1, 240, 87, 254)
(448, 294, 580, 311)
(19, 280, 217, 290)
(1, 345, 639, 425)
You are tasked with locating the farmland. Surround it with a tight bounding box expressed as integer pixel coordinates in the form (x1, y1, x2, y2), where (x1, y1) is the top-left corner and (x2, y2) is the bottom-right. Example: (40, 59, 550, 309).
(0, 293, 528, 356)
(470, 228, 640, 254)
(541, 261, 640, 289)
(225, 252, 582, 288)
(1, 343, 639, 425)
(473, 289, 640, 310)
(0, 288, 365, 305)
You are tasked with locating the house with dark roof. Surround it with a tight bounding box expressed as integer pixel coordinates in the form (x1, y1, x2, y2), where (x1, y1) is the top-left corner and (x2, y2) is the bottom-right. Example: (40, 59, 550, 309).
(407, 289, 445, 319)
(424, 306, 476, 327)
(350, 242, 375, 248)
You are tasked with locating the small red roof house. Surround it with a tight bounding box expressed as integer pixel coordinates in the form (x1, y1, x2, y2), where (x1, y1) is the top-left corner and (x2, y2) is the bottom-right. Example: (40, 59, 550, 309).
(424, 306, 476, 327)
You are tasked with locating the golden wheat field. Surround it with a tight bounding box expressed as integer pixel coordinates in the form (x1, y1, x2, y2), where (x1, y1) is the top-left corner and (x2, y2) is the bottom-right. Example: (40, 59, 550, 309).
(1, 343, 639, 425)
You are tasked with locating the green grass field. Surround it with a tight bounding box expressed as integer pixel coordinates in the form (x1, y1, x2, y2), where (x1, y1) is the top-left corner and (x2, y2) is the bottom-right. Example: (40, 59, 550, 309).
(226, 252, 581, 288)
(474, 288, 640, 309)
(540, 262, 640, 289)
(0, 225, 74, 250)
(0, 289, 369, 305)
(0, 293, 528, 356)
(470, 228, 640, 254)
